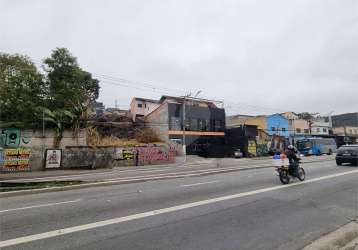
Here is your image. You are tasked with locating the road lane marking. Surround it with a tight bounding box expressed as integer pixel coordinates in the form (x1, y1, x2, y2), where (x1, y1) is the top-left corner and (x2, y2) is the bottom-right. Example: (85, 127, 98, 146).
(0, 199, 81, 213)
(1, 169, 357, 248)
(181, 180, 221, 187)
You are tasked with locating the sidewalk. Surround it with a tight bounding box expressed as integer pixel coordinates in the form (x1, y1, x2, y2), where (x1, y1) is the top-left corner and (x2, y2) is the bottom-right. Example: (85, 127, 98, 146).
(0, 154, 335, 181)
(302, 221, 358, 250)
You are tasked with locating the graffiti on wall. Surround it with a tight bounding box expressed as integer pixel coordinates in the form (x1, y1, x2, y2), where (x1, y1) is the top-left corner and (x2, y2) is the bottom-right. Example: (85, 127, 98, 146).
(137, 146, 175, 164)
(0, 148, 31, 172)
(247, 140, 257, 157)
(256, 139, 269, 156)
(0, 128, 31, 147)
(113, 146, 176, 166)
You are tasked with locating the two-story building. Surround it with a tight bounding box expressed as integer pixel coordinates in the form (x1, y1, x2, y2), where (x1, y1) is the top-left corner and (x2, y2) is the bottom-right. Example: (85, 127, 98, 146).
(332, 112, 358, 136)
(265, 113, 289, 138)
(311, 117, 330, 135)
(130, 97, 160, 121)
(144, 96, 226, 155)
(281, 112, 310, 137)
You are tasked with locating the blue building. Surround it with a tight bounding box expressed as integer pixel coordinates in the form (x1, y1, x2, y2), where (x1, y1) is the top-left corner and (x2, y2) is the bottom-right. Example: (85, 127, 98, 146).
(266, 114, 289, 138)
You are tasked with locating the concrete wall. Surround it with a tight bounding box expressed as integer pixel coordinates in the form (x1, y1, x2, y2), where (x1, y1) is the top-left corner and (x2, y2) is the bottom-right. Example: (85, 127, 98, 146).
(0, 128, 87, 172)
(113, 144, 176, 167)
(19, 129, 87, 149)
(61, 147, 114, 169)
(145, 102, 170, 142)
(1, 144, 177, 172)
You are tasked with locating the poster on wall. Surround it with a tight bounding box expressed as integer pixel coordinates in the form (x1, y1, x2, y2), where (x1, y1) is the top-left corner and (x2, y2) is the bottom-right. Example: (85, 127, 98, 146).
(247, 140, 257, 157)
(45, 149, 62, 169)
(0, 148, 31, 172)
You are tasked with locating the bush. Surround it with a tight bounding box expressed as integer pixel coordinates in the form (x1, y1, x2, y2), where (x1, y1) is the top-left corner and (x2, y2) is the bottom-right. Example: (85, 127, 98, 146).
(135, 128, 162, 143)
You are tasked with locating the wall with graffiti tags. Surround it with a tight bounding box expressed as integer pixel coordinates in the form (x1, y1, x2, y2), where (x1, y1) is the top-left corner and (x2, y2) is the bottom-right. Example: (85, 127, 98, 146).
(113, 144, 177, 167)
(0, 148, 31, 172)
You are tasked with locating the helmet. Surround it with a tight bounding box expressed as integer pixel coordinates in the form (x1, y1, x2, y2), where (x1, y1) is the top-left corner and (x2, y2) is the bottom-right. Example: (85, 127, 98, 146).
(288, 145, 294, 150)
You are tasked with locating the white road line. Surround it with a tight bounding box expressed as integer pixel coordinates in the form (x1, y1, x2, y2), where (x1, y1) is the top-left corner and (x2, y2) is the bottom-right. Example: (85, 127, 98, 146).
(181, 180, 221, 187)
(1, 169, 357, 248)
(0, 199, 81, 213)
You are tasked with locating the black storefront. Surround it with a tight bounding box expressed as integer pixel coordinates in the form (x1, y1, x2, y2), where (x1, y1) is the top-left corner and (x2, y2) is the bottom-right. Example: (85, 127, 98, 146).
(225, 125, 259, 157)
(167, 103, 227, 157)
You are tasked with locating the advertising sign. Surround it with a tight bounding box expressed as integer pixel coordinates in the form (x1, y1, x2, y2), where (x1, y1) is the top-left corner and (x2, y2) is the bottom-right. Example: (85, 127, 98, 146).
(45, 149, 62, 169)
(1, 148, 30, 172)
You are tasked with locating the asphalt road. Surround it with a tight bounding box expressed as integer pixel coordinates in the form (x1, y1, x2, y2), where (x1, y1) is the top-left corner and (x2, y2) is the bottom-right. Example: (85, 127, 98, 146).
(1, 160, 357, 250)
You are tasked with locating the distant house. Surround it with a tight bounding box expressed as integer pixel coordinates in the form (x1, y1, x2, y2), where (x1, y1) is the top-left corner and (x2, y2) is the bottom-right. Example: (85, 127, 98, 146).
(130, 97, 160, 121)
(265, 113, 289, 138)
(311, 117, 330, 136)
(332, 112, 358, 137)
(226, 114, 254, 128)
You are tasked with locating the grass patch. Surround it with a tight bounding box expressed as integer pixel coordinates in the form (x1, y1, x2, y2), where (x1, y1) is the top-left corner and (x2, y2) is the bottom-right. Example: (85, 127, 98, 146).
(0, 180, 84, 192)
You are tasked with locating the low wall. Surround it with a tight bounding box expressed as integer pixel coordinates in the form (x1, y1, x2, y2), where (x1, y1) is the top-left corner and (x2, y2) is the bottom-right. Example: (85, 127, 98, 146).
(0, 144, 177, 172)
(113, 144, 177, 167)
(61, 147, 114, 169)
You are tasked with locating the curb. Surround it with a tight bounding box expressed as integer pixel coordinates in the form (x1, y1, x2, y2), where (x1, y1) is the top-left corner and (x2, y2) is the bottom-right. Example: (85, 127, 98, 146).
(302, 220, 358, 250)
(0, 164, 273, 198)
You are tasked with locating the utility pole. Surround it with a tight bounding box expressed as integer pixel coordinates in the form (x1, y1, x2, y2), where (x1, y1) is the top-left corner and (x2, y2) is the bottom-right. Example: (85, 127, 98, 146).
(182, 91, 201, 163)
(182, 95, 187, 163)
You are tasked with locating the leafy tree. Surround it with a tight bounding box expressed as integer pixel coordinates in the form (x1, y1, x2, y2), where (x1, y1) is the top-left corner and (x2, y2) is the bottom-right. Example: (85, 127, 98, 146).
(41, 107, 76, 147)
(0, 48, 100, 147)
(0, 53, 45, 127)
(42, 48, 100, 144)
(297, 112, 319, 120)
(43, 48, 99, 115)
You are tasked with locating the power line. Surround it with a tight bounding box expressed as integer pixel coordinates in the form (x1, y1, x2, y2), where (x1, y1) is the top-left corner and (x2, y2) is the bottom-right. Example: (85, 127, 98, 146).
(9, 57, 298, 114)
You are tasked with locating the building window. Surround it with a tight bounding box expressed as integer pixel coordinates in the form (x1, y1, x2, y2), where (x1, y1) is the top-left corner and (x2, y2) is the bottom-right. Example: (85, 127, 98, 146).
(296, 128, 301, 134)
(271, 127, 276, 132)
(198, 119, 208, 131)
(170, 117, 181, 130)
(204, 120, 210, 131)
(213, 120, 222, 132)
(350, 129, 353, 135)
(316, 128, 320, 132)
(323, 128, 327, 133)
(304, 129, 309, 134)
(137, 103, 143, 108)
(282, 128, 286, 132)
(144, 104, 147, 108)
(190, 118, 198, 131)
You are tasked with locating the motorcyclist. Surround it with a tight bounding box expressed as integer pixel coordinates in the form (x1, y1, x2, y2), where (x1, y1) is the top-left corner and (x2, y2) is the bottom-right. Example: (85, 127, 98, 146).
(284, 145, 300, 176)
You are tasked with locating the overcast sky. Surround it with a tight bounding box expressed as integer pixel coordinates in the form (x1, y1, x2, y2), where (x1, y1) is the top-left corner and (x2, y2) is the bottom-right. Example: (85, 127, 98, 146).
(1, 0, 357, 115)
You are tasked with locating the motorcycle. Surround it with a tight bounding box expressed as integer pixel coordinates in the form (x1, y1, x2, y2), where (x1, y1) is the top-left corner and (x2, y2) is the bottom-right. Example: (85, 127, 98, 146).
(276, 161, 305, 184)
(273, 154, 306, 184)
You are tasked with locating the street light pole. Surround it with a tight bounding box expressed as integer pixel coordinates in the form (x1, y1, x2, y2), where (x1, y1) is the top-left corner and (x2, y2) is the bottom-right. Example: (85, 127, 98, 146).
(182, 91, 201, 163)
(182, 95, 187, 163)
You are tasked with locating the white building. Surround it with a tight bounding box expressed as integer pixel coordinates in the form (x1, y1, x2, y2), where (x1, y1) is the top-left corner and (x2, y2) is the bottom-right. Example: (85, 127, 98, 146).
(130, 97, 160, 121)
(311, 118, 330, 135)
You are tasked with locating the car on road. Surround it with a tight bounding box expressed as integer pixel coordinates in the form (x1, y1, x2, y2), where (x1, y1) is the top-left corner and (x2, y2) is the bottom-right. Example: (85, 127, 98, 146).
(335, 144, 358, 166)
